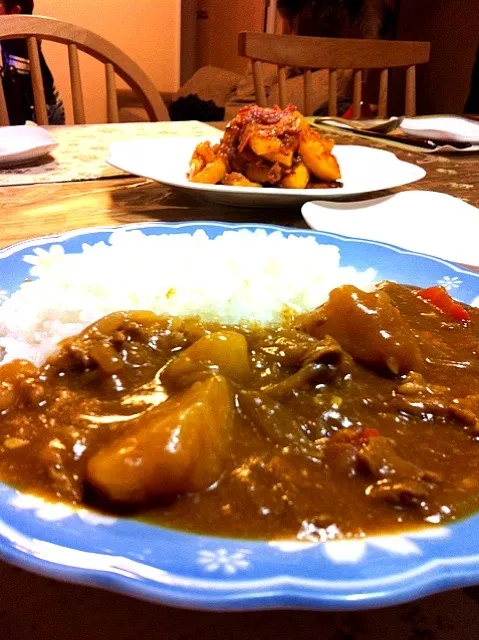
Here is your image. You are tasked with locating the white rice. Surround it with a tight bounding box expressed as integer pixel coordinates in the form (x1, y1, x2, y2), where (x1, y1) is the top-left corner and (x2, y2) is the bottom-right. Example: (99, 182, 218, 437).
(0, 229, 377, 366)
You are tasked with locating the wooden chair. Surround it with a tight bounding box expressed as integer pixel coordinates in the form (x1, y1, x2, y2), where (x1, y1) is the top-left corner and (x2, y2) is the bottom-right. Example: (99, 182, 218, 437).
(238, 32, 431, 117)
(0, 15, 169, 125)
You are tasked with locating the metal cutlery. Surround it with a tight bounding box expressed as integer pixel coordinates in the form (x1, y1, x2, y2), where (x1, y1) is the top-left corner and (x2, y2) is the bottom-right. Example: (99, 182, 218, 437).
(313, 116, 405, 134)
(312, 118, 473, 150)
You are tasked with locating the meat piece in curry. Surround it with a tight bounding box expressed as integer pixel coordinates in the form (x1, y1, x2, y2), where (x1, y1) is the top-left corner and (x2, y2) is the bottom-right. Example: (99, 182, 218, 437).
(188, 103, 342, 189)
(1, 282, 479, 541)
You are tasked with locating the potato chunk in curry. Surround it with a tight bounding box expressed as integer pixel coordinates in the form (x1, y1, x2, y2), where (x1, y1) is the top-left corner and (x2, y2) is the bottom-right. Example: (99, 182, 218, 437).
(161, 330, 251, 389)
(298, 285, 424, 375)
(87, 375, 234, 504)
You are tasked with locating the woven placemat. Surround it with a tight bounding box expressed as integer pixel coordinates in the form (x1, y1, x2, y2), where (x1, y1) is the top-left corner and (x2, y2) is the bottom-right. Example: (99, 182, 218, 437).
(0, 121, 220, 187)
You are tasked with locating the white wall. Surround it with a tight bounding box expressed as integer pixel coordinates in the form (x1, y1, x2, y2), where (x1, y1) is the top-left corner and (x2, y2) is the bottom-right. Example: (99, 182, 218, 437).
(196, 0, 265, 74)
(35, 0, 181, 123)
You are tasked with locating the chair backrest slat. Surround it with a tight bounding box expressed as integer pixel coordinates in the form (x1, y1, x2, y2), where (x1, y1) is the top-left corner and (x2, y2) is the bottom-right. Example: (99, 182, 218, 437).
(328, 69, 337, 116)
(303, 68, 313, 116)
(352, 69, 362, 118)
(378, 68, 389, 118)
(277, 65, 287, 109)
(105, 63, 119, 123)
(0, 15, 169, 125)
(252, 60, 267, 107)
(68, 43, 85, 124)
(239, 32, 430, 118)
(405, 65, 416, 116)
(26, 36, 48, 125)
(239, 32, 430, 69)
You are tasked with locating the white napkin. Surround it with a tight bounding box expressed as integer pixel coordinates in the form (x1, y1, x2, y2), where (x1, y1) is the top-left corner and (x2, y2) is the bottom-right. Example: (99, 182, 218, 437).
(302, 191, 479, 267)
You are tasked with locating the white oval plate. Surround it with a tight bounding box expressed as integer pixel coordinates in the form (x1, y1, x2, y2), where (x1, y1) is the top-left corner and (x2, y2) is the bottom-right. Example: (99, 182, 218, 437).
(302, 191, 479, 267)
(107, 137, 426, 207)
(0, 125, 58, 167)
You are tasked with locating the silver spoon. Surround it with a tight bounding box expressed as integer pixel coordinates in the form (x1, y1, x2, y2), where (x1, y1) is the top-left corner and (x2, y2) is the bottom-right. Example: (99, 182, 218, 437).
(313, 116, 405, 134)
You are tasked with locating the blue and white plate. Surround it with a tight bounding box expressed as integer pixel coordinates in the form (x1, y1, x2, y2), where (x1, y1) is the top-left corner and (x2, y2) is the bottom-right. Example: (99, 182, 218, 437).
(0, 221, 479, 611)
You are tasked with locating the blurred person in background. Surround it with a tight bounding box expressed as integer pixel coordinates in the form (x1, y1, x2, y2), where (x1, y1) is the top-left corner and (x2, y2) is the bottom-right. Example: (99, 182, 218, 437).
(0, 0, 64, 124)
(276, 1, 398, 116)
(277, 0, 398, 39)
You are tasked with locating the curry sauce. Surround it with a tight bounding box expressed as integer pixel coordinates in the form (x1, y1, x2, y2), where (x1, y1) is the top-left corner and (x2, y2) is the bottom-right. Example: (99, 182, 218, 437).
(1, 282, 479, 541)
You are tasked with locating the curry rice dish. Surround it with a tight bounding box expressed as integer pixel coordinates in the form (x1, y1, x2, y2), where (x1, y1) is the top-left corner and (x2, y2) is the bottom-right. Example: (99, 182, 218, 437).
(1, 261, 479, 541)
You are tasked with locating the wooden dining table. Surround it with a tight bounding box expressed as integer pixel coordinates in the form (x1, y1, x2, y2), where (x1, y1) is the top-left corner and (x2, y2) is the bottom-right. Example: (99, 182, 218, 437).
(1, 120, 479, 639)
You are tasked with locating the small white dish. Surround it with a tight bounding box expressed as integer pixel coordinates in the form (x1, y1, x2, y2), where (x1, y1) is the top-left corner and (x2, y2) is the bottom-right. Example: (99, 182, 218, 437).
(107, 138, 426, 208)
(400, 115, 479, 145)
(302, 190, 479, 267)
(0, 125, 58, 167)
